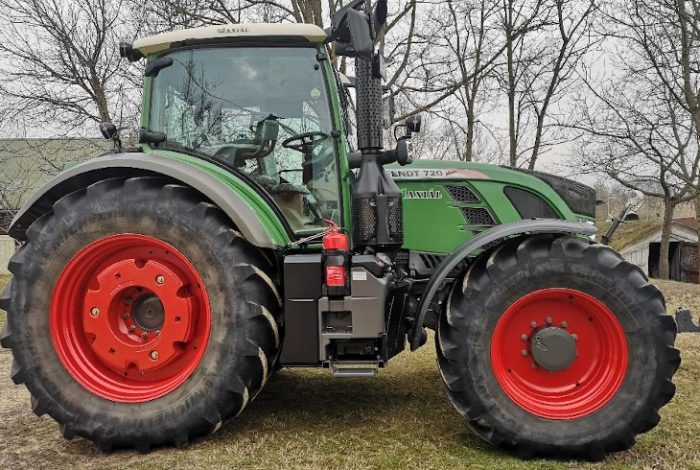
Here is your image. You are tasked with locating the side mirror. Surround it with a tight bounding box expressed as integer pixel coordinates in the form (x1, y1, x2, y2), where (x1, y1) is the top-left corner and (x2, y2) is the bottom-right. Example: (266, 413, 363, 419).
(99, 122, 118, 140)
(328, 0, 375, 61)
(405, 114, 422, 134)
(394, 137, 413, 166)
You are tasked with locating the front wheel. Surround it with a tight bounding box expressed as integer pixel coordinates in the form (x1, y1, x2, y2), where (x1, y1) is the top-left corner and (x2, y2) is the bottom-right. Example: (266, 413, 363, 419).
(436, 235, 680, 460)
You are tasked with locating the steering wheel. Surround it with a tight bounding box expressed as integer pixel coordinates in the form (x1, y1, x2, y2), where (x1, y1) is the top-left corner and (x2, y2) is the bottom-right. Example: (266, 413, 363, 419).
(282, 131, 328, 151)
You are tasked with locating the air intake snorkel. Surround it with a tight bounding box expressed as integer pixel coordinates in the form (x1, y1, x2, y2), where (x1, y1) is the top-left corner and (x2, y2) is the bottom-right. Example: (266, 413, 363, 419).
(327, 0, 405, 249)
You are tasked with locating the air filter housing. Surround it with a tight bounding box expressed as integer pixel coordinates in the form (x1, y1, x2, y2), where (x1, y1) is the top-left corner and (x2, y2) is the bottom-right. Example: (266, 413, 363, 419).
(352, 156, 403, 248)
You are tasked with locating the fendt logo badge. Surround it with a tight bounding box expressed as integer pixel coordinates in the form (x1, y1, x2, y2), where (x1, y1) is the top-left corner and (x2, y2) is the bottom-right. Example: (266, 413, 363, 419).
(388, 168, 490, 180)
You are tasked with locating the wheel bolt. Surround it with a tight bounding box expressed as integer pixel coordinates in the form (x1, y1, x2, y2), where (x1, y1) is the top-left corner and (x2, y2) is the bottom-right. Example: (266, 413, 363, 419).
(124, 297, 133, 305)
(561, 321, 568, 328)
(90, 307, 100, 318)
(530, 321, 537, 328)
(155, 330, 161, 336)
(156, 275, 165, 285)
(545, 316, 552, 324)
(128, 325, 136, 332)
(150, 351, 159, 360)
(572, 334, 578, 341)
(521, 349, 528, 357)
(141, 332, 148, 340)
(520, 334, 528, 341)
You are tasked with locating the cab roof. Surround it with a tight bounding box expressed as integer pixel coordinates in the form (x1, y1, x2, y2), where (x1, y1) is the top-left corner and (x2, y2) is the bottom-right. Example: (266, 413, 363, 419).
(133, 23, 327, 56)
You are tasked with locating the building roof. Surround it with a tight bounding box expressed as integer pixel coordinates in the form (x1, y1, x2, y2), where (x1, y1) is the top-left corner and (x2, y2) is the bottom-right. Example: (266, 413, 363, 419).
(604, 218, 699, 252)
(674, 217, 698, 231)
(0, 138, 110, 210)
(133, 23, 327, 56)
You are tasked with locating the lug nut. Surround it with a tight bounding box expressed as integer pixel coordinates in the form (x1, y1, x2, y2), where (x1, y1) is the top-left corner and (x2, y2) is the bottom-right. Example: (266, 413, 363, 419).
(530, 321, 537, 328)
(141, 332, 148, 340)
(90, 307, 100, 318)
(520, 334, 528, 341)
(545, 316, 552, 324)
(122, 312, 129, 319)
(521, 349, 528, 357)
(561, 321, 568, 328)
(124, 297, 133, 305)
(128, 325, 136, 332)
(156, 275, 165, 285)
(531, 362, 538, 369)
(155, 330, 161, 336)
(150, 351, 159, 360)
(572, 334, 578, 341)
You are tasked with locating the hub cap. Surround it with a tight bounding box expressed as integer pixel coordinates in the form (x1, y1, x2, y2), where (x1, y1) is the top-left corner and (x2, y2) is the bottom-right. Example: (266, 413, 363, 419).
(490, 288, 628, 419)
(50, 234, 211, 403)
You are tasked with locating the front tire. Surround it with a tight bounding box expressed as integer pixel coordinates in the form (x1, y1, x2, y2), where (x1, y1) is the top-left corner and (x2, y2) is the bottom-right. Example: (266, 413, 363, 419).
(0, 177, 283, 451)
(436, 235, 679, 459)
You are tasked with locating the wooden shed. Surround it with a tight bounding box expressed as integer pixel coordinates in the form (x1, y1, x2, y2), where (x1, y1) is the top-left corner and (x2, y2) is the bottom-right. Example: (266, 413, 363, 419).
(615, 218, 699, 284)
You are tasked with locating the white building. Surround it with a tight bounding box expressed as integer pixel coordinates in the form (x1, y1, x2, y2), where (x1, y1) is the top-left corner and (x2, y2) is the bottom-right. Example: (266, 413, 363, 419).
(618, 218, 699, 283)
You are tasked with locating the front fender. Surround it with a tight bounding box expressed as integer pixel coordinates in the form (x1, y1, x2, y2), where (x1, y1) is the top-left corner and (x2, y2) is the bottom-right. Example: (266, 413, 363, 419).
(409, 219, 597, 350)
(9, 152, 291, 249)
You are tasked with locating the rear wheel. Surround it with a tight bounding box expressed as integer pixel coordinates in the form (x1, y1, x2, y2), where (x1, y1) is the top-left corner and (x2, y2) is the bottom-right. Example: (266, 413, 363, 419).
(436, 235, 679, 459)
(0, 177, 282, 451)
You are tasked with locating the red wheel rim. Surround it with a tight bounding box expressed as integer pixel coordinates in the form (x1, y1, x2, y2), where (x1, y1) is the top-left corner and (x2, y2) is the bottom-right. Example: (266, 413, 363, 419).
(50, 234, 210, 403)
(490, 288, 628, 419)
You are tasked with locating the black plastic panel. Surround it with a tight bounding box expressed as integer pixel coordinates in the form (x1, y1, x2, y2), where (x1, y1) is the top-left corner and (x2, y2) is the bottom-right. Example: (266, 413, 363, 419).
(280, 254, 323, 365)
(504, 186, 557, 219)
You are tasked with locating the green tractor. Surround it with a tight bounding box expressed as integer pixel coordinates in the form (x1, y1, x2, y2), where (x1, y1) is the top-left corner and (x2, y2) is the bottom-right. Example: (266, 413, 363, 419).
(0, 0, 679, 459)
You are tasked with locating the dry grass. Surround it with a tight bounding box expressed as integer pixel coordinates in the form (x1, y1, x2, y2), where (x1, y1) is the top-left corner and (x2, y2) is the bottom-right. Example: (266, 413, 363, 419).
(0, 275, 699, 470)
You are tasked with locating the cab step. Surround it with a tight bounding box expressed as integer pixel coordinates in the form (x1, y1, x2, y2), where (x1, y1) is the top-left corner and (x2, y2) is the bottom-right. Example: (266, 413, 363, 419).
(330, 359, 381, 378)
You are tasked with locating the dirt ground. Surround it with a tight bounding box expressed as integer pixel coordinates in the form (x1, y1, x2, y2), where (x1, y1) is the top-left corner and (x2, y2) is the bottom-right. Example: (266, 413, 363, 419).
(1, 275, 699, 470)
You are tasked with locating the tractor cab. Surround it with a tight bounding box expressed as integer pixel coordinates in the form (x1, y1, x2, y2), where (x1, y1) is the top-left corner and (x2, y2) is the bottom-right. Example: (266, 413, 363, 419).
(132, 29, 345, 234)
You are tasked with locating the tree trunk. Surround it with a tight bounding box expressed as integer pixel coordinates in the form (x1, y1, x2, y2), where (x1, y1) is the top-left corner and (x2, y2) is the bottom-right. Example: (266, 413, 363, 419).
(696, 195, 700, 281)
(507, 40, 517, 167)
(465, 107, 475, 162)
(658, 199, 674, 280)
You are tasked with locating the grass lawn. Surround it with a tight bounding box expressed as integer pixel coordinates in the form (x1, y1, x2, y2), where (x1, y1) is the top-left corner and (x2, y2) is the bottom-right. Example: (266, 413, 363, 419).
(0, 275, 699, 469)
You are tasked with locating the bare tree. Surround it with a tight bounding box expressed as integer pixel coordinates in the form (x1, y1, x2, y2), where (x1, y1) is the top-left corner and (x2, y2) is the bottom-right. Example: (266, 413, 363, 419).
(403, 0, 501, 161)
(570, 53, 699, 279)
(0, 0, 141, 133)
(499, 0, 598, 169)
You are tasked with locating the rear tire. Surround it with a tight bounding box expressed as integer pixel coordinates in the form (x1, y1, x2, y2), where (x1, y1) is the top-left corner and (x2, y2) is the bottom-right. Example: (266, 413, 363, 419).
(436, 235, 679, 459)
(0, 177, 283, 451)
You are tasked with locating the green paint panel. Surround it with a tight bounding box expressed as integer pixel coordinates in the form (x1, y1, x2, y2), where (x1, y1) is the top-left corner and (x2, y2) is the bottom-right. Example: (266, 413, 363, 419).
(145, 147, 291, 248)
(390, 160, 579, 253)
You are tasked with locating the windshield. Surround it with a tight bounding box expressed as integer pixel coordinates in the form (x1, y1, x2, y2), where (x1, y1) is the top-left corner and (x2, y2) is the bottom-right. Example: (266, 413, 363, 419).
(149, 46, 342, 234)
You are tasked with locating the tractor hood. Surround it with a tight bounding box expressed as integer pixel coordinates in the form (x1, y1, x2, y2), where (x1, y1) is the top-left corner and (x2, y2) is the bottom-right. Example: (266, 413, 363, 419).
(386, 160, 595, 253)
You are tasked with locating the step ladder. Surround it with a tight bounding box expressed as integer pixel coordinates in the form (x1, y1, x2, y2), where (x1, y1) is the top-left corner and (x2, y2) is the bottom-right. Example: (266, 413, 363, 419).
(330, 359, 381, 378)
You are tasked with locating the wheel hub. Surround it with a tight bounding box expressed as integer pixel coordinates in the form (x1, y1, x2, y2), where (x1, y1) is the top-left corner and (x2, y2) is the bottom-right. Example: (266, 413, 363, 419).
(132, 293, 165, 331)
(530, 327, 577, 371)
(50, 234, 211, 403)
(490, 288, 628, 419)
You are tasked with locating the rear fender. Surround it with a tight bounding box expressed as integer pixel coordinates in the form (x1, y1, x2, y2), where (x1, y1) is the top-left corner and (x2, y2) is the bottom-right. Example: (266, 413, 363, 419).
(8, 152, 290, 249)
(409, 219, 597, 350)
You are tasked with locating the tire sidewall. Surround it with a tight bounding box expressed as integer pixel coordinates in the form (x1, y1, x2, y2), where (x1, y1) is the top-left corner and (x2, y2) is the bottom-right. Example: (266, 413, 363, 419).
(10, 181, 267, 441)
(443, 240, 662, 449)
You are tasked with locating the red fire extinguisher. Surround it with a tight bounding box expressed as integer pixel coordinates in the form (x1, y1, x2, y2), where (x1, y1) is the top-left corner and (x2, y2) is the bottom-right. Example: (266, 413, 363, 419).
(322, 221, 350, 297)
